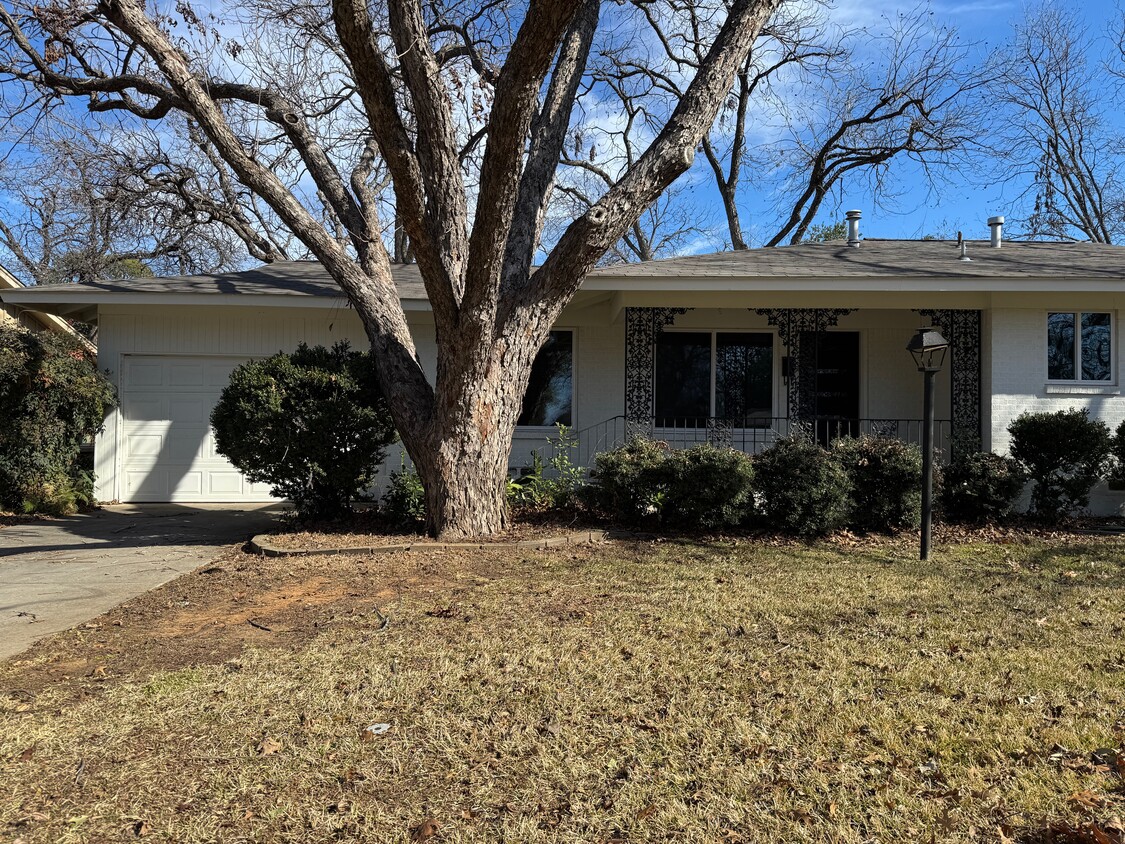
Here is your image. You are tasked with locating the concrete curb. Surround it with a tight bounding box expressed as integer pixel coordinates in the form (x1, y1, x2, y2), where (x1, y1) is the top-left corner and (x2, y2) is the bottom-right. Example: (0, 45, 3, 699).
(249, 529, 611, 557)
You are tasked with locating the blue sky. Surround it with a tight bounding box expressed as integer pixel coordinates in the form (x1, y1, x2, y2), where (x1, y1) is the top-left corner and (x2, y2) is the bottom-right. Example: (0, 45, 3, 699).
(785, 0, 1124, 244)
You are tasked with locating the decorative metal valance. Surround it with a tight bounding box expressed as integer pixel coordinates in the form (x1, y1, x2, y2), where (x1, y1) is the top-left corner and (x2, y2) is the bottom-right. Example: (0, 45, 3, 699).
(755, 308, 854, 420)
(624, 307, 691, 431)
(916, 309, 983, 455)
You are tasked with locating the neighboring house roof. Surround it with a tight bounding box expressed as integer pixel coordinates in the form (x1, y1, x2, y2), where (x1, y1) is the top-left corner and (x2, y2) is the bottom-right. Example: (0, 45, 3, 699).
(3, 240, 1125, 322)
(0, 265, 96, 350)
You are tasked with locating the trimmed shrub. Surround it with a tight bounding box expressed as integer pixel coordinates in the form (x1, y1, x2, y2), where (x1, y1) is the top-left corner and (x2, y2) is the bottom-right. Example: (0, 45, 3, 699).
(940, 451, 1027, 523)
(210, 342, 396, 519)
(583, 438, 674, 524)
(0, 325, 115, 515)
(1007, 408, 1111, 521)
(663, 444, 754, 530)
(1110, 419, 1125, 488)
(753, 436, 851, 537)
(832, 436, 923, 533)
(381, 463, 426, 531)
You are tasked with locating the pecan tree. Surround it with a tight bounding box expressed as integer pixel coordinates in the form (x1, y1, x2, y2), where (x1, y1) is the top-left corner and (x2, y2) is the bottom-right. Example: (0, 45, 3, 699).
(0, 0, 783, 537)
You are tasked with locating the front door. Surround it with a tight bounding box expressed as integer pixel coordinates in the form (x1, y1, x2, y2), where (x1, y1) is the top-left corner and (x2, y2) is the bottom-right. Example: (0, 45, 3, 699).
(803, 331, 860, 443)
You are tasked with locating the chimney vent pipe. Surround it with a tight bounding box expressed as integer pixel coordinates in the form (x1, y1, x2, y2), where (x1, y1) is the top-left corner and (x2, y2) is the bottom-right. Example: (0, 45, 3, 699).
(845, 210, 862, 247)
(988, 215, 1004, 248)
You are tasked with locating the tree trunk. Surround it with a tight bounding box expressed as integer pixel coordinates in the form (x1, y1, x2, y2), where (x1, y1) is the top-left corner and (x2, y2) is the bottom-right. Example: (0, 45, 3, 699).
(376, 310, 547, 539)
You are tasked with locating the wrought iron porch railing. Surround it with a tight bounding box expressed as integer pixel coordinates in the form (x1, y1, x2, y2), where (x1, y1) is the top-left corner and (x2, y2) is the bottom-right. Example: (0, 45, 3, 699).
(531, 416, 954, 471)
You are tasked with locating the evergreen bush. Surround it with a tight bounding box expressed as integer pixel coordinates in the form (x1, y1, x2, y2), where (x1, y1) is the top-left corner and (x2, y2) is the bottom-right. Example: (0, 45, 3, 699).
(832, 436, 923, 533)
(0, 325, 115, 515)
(1109, 419, 1125, 489)
(1007, 408, 1110, 521)
(663, 444, 754, 530)
(583, 438, 674, 524)
(753, 436, 851, 537)
(940, 451, 1027, 523)
(210, 342, 396, 519)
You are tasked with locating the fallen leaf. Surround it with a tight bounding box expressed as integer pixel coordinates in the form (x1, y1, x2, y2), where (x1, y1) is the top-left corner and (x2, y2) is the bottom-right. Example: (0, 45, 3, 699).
(257, 737, 282, 756)
(132, 819, 152, 837)
(410, 818, 440, 841)
(1068, 789, 1105, 809)
(17, 744, 35, 762)
(637, 804, 657, 821)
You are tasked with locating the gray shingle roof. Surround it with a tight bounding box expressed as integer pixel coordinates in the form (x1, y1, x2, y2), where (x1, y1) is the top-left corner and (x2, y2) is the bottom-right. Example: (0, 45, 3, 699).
(7, 240, 1125, 303)
(588, 239, 1125, 279)
(8, 260, 427, 298)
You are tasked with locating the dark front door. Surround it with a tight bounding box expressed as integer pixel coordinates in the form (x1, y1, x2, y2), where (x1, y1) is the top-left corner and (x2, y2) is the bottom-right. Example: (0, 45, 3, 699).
(801, 331, 860, 443)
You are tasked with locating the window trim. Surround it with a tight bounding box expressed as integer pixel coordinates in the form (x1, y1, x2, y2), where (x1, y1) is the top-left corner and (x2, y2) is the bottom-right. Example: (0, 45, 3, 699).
(515, 327, 577, 432)
(653, 327, 778, 425)
(1045, 310, 1115, 386)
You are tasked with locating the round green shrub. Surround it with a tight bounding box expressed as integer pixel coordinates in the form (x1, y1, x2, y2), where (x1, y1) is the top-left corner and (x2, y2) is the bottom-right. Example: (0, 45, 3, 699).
(663, 444, 754, 531)
(210, 342, 396, 519)
(753, 436, 851, 537)
(1109, 419, 1125, 488)
(940, 451, 1027, 523)
(831, 436, 923, 533)
(1007, 408, 1110, 521)
(0, 325, 116, 515)
(583, 438, 674, 524)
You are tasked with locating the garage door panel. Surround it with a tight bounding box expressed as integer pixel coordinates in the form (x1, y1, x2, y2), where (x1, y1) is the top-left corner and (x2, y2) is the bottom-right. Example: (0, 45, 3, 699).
(207, 361, 244, 386)
(172, 472, 204, 496)
(125, 398, 165, 421)
(168, 397, 206, 423)
(209, 472, 245, 495)
(126, 433, 164, 458)
(125, 469, 168, 498)
(167, 426, 209, 462)
(120, 355, 276, 503)
(126, 361, 164, 387)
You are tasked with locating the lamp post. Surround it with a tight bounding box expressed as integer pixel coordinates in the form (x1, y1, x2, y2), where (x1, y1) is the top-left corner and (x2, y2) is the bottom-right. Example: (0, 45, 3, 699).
(907, 328, 949, 561)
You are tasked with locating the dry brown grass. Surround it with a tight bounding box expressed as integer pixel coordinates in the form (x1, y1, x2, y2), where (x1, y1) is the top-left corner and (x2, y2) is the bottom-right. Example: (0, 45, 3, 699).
(3, 536, 1125, 843)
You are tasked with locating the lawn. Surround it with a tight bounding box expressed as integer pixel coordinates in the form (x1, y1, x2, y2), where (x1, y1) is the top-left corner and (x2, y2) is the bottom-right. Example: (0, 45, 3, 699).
(2, 535, 1125, 842)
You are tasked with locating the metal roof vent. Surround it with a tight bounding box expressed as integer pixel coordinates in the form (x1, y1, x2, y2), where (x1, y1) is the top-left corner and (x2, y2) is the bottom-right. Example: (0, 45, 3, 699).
(957, 231, 971, 262)
(988, 215, 1004, 248)
(845, 210, 862, 247)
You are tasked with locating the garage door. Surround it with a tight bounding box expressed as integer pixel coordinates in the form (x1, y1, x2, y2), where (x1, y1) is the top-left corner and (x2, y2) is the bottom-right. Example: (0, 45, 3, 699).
(119, 355, 276, 502)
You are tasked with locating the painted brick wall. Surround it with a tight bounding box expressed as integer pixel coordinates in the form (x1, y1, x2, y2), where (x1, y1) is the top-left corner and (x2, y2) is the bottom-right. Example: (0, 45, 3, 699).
(989, 307, 1125, 515)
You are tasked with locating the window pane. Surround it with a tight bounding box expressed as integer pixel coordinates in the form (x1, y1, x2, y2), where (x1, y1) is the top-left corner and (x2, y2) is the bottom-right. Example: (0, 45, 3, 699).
(518, 331, 572, 426)
(1047, 312, 1075, 380)
(716, 333, 773, 425)
(655, 332, 711, 425)
(1081, 312, 1112, 382)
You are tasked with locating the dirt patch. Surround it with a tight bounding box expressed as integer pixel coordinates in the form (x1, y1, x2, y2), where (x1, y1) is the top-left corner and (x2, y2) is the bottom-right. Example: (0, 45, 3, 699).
(0, 542, 544, 701)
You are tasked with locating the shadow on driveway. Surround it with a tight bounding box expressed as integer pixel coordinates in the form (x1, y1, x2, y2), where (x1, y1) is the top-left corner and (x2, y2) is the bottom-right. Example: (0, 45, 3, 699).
(0, 504, 285, 660)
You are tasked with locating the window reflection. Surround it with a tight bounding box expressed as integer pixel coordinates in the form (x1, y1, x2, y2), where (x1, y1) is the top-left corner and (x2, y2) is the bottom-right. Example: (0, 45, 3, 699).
(518, 331, 573, 426)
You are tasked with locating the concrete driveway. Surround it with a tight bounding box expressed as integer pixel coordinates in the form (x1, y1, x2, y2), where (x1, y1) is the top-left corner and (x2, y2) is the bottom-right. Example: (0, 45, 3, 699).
(0, 504, 283, 660)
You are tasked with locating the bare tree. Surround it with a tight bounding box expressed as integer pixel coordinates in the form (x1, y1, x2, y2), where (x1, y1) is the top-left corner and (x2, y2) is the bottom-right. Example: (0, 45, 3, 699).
(0, 124, 296, 286)
(762, 10, 987, 246)
(991, 3, 1125, 243)
(0, 0, 783, 537)
(585, 3, 984, 250)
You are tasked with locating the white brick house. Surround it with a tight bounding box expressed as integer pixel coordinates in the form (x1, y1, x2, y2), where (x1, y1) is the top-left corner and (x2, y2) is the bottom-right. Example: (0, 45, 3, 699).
(4, 232, 1125, 513)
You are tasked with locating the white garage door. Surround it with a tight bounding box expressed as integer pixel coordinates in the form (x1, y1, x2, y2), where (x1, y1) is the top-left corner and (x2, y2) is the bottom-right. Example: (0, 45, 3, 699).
(119, 355, 276, 502)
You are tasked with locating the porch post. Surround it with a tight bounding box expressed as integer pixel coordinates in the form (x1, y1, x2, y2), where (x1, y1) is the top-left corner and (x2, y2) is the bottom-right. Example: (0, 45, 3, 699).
(755, 308, 855, 430)
(917, 309, 983, 457)
(624, 307, 690, 438)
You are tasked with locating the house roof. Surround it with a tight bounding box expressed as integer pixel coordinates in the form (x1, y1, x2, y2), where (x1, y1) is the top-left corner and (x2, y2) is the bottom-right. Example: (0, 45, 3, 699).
(0, 265, 96, 349)
(3, 239, 1125, 322)
(587, 238, 1125, 279)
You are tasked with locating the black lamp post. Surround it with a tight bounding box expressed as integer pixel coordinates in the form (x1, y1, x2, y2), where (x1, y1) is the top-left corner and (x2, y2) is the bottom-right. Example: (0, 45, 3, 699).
(907, 327, 949, 561)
